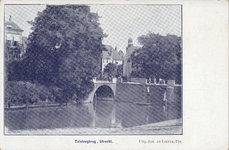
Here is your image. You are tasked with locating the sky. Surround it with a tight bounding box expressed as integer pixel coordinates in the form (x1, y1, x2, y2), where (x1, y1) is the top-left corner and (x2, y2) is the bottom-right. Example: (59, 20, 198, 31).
(5, 4, 181, 53)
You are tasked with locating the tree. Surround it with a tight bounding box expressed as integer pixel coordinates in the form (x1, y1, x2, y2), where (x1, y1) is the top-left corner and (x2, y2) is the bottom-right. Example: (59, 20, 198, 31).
(116, 65, 123, 78)
(8, 5, 107, 102)
(103, 63, 123, 80)
(130, 32, 182, 83)
(103, 63, 117, 80)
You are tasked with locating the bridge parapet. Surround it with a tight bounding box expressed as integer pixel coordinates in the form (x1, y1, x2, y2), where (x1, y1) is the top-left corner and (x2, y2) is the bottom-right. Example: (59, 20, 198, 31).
(86, 79, 181, 104)
(84, 79, 181, 122)
(93, 78, 117, 83)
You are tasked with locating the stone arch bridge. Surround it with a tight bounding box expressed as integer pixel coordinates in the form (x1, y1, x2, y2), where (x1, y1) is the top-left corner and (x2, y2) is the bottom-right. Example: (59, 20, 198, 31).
(84, 80, 117, 103)
(84, 79, 181, 106)
(84, 79, 182, 123)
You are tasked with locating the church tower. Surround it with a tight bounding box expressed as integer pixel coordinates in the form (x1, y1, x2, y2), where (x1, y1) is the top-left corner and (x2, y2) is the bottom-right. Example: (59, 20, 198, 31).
(126, 37, 133, 52)
(123, 37, 135, 80)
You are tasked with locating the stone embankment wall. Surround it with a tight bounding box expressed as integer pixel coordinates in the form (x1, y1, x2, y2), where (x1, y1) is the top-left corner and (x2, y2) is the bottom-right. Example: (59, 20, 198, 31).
(115, 83, 182, 120)
(115, 83, 147, 103)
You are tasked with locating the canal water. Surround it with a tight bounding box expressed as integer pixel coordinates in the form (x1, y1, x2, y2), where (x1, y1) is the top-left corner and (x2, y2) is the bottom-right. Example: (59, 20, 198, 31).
(5, 98, 180, 132)
(92, 99, 167, 128)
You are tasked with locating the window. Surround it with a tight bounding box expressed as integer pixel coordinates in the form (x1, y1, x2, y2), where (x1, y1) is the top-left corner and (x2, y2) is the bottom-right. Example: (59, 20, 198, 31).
(13, 41, 18, 46)
(6, 25, 12, 29)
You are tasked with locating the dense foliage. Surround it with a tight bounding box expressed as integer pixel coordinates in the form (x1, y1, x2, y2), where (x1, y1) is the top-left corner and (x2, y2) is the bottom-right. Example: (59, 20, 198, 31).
(116, 65, 123, 78)
(5, 81, 60, 107)
(103, 63, 117, 80)
(103, 63, 123, 80)
(130, 32, 182, 84)
(7, 5, 107, 103)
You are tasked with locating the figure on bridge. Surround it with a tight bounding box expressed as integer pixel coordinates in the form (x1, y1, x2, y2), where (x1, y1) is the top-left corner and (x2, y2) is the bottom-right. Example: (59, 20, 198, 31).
(108, 76, 112, 82)
(153, 77, 157, 84)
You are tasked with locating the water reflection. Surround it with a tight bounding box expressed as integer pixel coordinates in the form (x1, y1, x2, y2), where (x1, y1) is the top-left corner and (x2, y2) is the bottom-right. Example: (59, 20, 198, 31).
(5, 97, 180, 131)
(87, 97, 168, 128)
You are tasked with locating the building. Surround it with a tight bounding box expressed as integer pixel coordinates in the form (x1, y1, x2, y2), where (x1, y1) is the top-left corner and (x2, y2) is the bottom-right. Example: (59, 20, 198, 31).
(5, 15, 27, 60)
(123, 37, 141, 79)
(118, 48, 124, 58)
(102, 45, 123, 73)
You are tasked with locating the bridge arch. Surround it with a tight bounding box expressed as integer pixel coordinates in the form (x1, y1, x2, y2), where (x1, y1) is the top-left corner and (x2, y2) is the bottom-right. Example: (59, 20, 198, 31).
(94, 85, 114, 98)
(85, 82, 117, 104)
(93, 85, 115, 117)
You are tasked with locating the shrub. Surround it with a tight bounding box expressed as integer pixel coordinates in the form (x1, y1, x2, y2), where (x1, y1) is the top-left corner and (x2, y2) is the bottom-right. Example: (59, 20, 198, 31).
(4, 81, 57, 107)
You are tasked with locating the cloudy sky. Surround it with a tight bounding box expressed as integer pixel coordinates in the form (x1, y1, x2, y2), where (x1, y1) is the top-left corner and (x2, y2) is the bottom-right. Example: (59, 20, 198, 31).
(5, 4, 181, 53)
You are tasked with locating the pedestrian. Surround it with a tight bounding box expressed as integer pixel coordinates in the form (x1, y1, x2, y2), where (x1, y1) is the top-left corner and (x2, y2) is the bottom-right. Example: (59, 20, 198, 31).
(159, 78, 162, 84)
(154, 77, 157, 84)
(108, 76, 112, 82)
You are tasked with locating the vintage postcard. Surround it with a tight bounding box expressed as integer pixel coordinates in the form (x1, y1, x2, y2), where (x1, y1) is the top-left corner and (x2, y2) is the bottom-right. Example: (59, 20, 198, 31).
(0, 0, 228, 150)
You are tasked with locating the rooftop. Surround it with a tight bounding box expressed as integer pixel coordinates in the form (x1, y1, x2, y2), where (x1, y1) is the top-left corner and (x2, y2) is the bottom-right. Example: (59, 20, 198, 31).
(5, 16, 23, 32)
(102, 51, 111, 59)
(111, 49, 123, 60)
(103, 45, 123, 60)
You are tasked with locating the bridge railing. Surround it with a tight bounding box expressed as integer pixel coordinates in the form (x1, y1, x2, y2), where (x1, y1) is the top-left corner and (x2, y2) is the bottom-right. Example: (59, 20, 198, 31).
(92, 77, 181, 86)
(92, 78, 118, 83)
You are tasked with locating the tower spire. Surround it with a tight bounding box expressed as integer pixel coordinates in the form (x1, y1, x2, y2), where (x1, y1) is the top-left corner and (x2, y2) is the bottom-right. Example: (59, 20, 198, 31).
(128, 37, 133, 47)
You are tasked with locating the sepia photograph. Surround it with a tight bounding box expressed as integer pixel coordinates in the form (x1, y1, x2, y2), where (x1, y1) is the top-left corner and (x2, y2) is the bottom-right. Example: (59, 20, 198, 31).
(4, 4, 182, 135)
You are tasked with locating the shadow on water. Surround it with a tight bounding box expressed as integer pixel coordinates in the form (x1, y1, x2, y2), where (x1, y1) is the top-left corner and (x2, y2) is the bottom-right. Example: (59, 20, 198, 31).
(5, 105, 93, 131)
(93, 100, 168, 128)
(5, 100, 179, 131)
(5, 85, 181, 131)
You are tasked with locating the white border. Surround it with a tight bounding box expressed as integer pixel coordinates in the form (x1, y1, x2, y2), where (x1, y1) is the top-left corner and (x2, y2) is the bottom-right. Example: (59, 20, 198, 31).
(0, 0, 228, 150)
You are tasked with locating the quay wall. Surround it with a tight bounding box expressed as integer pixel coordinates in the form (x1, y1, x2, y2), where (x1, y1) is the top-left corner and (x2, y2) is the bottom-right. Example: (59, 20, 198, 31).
(115, 83, 147, 103)
(115, 83, 182, 120)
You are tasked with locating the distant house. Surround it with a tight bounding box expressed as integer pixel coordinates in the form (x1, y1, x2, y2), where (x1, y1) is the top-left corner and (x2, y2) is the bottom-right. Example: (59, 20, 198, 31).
(5, 15, 27, 60)
(118, 48, 124, 59)
(102, 45, 123, 73)
(123, 37, 141, 79)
